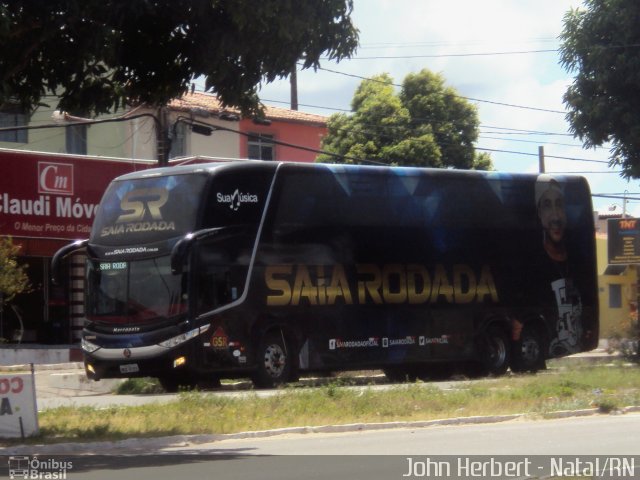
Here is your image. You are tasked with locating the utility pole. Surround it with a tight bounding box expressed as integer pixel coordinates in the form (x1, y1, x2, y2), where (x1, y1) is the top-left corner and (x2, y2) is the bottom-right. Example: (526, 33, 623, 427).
(290, 65, 298, 111)
(538, 146, 545, 173)
(156, 107, 170, 167)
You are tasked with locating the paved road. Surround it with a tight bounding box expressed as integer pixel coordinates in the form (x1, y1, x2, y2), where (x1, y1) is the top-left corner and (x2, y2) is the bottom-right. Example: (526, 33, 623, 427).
(170, 413, 640, 456)
(4, 415, 639, 480)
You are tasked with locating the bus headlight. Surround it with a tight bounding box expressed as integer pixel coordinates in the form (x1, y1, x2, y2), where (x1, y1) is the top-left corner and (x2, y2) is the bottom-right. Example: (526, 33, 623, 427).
(82, 338, 100, 353)
(158, 325, 209, 349)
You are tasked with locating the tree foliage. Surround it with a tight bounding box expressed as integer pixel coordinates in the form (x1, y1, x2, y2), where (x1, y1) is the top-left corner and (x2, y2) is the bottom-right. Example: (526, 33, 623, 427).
(560, 0, 640, 178)
(0, 237, 29, 306)
(317, 69, 491, 169)
(0, 0, 358, 116)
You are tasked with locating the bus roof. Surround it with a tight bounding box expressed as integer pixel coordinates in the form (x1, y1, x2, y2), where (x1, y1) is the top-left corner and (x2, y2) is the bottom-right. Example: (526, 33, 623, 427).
(111, 159, 589, 188)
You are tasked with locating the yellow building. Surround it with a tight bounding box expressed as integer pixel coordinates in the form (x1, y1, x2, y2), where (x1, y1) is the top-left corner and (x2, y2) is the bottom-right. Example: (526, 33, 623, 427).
(596, 214, 638, 339)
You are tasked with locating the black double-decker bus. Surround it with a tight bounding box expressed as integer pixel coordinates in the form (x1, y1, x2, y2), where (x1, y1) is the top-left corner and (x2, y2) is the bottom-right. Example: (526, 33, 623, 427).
(53, 161, 599, 390)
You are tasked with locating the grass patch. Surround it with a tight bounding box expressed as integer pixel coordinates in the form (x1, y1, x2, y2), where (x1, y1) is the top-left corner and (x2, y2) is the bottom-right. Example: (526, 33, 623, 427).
(7, 364, 640, 445)
(114, 377, 164, 395)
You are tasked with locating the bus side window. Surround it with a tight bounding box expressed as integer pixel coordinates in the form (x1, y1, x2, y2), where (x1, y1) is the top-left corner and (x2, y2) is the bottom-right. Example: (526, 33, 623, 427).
(196, 265, 218, 313)
(195, 237, 249, 314)
(195, 252, 228, 314)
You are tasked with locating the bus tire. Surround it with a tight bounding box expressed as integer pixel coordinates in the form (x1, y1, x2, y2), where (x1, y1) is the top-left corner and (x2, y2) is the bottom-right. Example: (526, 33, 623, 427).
(252, 331, 291, 389)
(198, 375, 222, 390)
(418, 363, 453, 381)
(511, 325, 546, 373)
(158, 374, 197, 393)
(478, 324, 510, 376)
(383, 367, 417, 383)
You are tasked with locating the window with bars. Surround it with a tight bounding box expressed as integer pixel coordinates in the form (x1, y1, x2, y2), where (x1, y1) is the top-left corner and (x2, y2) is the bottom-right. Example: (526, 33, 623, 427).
(247, 133, 274, 161)
(66, 124, 88, 154)
(169, 121, 187, 158)
(0, 107, 28, 143)
(609, 284, 622, 309)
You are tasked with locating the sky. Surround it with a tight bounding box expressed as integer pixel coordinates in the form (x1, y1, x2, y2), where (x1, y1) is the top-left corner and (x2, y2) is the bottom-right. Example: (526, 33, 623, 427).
(257, 0, 639, 216)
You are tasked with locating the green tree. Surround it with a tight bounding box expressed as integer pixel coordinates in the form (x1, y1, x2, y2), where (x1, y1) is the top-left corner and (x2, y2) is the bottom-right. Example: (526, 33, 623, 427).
(560, 0, 640, 178)
(317, 69, 491, 169)
(0, 237, 29, 307)
(0, 0, 358, 116)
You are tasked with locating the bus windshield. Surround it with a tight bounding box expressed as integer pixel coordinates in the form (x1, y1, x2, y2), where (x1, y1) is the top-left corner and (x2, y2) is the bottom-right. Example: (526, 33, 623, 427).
(86, 257, 187, 324)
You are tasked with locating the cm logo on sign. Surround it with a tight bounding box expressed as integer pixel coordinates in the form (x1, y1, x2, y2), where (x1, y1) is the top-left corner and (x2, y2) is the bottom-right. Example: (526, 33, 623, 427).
(38, 162, 74, 195)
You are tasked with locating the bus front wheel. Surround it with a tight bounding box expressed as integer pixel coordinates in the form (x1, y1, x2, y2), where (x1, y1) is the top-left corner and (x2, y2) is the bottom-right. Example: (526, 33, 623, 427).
(158, 373, 197, 393)
(478, 324, 510, 376)
(252, 331, 292, 389)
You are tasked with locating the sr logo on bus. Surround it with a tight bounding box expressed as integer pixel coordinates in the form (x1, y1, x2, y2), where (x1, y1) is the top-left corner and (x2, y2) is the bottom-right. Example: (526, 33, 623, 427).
(100, 188, 175, 238)
(116, 188, 169, 223)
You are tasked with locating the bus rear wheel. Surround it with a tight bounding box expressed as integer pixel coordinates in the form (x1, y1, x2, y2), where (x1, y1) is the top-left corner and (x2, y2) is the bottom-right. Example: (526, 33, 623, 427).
(478, 324, 510, 376)
(252, 331, 291, 389)
(511, 325, 546, 373)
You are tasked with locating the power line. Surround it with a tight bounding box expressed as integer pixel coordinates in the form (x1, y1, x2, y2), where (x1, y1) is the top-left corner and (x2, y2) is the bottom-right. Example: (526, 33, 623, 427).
(593, 193, 640, 200)
(174, 116, 381, 165)
(261, 97, 351, 113)
(261, 97, 574, 137)
(358, 37, 559, 49)
(259, 98, 615, 166)
(550, 171, 622, 174)
(0, 112, 160, 133)
(298, 65, 567, 114)
(306, 115, 611, 166)
(479, 135, 590, 149)
(331, 49, 558, 60)
(475, 146, 609, 164)
(595, 192, 640, 196)
(1, 105, 616, 171)
(480, 125, 572, 137)
(349, 41, 640, 57)
(178, 116, 615, 168)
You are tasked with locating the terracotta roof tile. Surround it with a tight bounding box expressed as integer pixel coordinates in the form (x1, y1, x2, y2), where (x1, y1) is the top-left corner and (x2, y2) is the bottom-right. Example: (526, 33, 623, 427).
(168, 91, 327, 126)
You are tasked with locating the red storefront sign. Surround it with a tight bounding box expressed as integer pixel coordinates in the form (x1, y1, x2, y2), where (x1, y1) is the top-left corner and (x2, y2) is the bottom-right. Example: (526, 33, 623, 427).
(0, 150, 153, 241)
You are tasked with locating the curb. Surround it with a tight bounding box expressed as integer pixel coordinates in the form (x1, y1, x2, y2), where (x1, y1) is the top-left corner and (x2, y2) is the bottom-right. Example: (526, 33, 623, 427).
(0, 363, 84, 372)
(5, 405, 640, 455)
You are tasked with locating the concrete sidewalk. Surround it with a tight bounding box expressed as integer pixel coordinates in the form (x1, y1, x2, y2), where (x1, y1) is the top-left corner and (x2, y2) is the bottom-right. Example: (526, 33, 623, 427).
(0, 362, 124, 398)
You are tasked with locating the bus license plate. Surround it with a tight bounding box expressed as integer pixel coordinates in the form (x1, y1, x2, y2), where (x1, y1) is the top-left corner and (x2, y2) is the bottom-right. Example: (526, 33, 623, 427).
(120, 364, 139, 374)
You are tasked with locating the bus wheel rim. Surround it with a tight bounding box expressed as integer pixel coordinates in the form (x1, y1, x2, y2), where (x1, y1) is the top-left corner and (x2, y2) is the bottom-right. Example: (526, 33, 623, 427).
(264, 344, 286, 377)
(522, 337, 540, 363)
(490, 337, 506, 367)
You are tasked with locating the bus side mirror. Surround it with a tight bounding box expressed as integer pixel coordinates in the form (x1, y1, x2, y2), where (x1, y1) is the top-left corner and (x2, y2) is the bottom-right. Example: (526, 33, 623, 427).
(171, 234, 195, 274)
(51, 239, 89, 285)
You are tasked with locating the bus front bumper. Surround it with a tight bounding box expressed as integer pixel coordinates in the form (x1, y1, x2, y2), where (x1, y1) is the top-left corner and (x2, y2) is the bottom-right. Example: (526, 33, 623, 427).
(82, 325, 210, 380)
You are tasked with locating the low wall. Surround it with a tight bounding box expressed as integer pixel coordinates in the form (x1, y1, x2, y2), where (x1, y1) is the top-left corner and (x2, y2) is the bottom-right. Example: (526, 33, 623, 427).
(0, 346, 82, 366)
